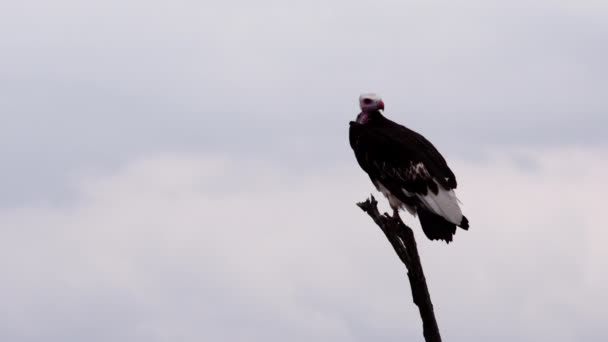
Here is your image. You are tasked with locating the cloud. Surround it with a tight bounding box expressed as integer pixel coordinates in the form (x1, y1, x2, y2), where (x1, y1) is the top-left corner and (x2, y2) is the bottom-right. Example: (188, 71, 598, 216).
(1, 0, 607, 205)
(1, 147, 607, 341)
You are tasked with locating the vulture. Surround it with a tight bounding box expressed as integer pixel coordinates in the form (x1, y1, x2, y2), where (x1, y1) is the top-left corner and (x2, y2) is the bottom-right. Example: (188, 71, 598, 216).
(349, 93, 469, 243)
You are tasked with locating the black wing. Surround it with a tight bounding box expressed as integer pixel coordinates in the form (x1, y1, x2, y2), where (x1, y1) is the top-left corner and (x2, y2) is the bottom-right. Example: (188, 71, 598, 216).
(349, 120, 456, 197)
(393, 122, 457, 189)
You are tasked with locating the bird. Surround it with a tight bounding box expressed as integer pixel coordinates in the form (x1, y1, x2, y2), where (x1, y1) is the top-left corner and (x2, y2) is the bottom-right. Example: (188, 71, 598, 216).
(349, 93, 469, 243)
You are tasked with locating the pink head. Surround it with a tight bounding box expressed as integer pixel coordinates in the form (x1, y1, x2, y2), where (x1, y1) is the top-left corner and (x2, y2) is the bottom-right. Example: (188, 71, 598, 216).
(356, 93, 385, 124)
(359, 93, 385, 113)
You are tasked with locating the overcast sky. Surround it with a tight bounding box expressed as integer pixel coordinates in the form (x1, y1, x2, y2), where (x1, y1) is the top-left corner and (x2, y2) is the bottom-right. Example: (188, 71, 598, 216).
(1, 1, 607, 341)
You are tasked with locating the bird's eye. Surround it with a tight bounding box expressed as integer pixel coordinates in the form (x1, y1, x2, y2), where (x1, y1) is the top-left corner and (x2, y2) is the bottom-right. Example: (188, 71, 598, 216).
(362, 98, 373, 105)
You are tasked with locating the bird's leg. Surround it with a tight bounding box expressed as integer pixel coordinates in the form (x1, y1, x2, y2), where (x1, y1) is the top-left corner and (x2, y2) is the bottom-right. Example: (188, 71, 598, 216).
(392, 208, 401, 221)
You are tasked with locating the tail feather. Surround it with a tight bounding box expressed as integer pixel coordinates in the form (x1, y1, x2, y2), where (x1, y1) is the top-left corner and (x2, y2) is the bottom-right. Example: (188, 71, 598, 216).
(418, 209, 469, 243)
(459, 215, 469, 230)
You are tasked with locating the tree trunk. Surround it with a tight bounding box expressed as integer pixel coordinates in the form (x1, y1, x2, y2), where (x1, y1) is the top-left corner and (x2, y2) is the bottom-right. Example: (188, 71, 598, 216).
(357, 195, 442, 342)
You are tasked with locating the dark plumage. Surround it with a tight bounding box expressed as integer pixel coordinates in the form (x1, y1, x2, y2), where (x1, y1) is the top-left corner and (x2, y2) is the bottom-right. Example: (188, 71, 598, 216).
(349, 94, 469, 243)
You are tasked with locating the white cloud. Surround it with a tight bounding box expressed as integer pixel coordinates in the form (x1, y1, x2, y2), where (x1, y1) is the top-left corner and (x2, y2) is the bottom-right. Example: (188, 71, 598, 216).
(1, 147, 607, 341)
(2, 0, 607, 206)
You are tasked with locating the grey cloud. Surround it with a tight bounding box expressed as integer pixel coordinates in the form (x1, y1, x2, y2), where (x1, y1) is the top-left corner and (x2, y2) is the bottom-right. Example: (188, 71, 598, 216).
(1, 2, 607, 340)
(1, 148, 607, 341)
(2, 0, 608, 205)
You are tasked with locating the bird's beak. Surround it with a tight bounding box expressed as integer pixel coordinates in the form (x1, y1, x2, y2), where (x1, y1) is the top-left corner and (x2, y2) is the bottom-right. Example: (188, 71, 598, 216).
(378, 100, 385, 111)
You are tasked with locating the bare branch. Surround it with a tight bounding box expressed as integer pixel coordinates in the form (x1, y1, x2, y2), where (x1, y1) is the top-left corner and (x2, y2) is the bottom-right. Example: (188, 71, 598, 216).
(357, 195, 442, 342)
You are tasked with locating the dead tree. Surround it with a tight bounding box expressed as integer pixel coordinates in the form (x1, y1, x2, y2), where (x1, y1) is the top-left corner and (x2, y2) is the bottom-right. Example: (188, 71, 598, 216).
(357, 195, 442, 342)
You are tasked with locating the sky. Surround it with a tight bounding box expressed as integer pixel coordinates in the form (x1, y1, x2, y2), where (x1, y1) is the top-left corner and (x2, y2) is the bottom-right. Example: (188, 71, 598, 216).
(1, 1, 607, 341)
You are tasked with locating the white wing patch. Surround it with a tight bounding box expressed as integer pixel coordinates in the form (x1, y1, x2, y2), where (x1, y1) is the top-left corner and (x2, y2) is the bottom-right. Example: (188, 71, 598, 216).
(403, 162, 463, 224)
(407, 162, 430, 180)
(374, 181, 417, 216)
(416, 181, 463, 224)
(372, 162, 462, 221)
